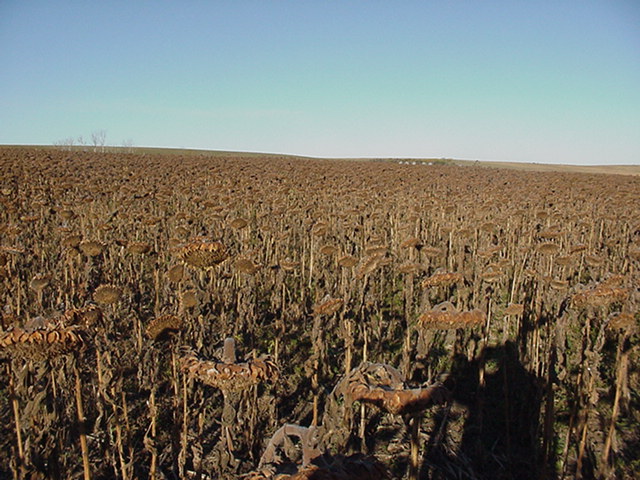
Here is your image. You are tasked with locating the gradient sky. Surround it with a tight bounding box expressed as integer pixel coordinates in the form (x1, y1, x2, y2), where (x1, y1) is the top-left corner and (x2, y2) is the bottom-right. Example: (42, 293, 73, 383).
(1, 1, 639, 164)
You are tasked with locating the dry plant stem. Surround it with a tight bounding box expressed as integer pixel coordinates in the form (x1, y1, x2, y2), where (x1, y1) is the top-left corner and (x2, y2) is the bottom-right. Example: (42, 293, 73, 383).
(601, 334, 628, 471)
(541, 336, 556, 478)
(111, 392, 128, 480)
(312, 368, 319, 427)
(180, 372, 188, 478)
(8, 364, 25, 476)
(311, 314, 322, 427)
(561, 368, 583, 479)
(135, 317, 143, 355)
(74, 364, 91, 480)
(50, 368, 57, 398)
(95, 349, 104, 395)
(149, 387, 158, 480)
(171, 348, 179, 398)
(360, 320, 369, 450)
(475, 298, 492, 444)
(153, 266, 161, 317)
(573, 315, 594, 480)
(169, 348, 181, 474)
(343, 314, 353, 378)
(576, 370, 597, 480)
(16, 280, 21, 317)
(359, 402, 367, 451)
(401, 275, 414, 378)
(408, 414, 421, 480)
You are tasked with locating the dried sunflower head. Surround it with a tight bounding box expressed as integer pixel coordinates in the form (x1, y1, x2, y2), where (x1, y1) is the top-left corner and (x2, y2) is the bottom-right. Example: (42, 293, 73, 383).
(180, 241, 228, 268)
(229, 218, 248, 230)
(181, 290, 199, 309)
(93, 284, 123, 305)
(418, 302, 486, 330)
(127, 241, 151, 255)
(421, 270, 463, 288)
(167, 264, 185, 283)
(0, 324, 86, 362)
(30, 274, 51, 292)
(79, 240, 105, 257)
(312, 296, 343, 316)
(146, 315, 184, 342)
(234, 257, 261, 275)
(504, 303, 524, 316)
(62, 234, 83, 249)
(60, 304, 103, 327)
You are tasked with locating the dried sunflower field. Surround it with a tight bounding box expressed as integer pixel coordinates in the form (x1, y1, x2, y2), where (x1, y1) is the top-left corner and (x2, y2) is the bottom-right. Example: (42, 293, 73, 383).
(0, 146, 638, 480)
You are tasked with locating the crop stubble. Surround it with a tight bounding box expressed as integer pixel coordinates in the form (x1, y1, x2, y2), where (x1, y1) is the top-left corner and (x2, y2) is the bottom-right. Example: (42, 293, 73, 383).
(0, 147, 638, 479)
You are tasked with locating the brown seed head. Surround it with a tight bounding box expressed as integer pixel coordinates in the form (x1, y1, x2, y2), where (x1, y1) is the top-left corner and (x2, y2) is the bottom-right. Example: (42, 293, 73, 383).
(180, 241, 228, 268)
(550, 279, 569, 291)
(94, 284, 123, 305)
(418, 302, 486, 330)
(234, 257, 261, 275)
(607, 312, 637, 334)
(537, 242, 561, 255)
(481, 265, 504, 283)
(0, 324, 85, 361)
(30, 274, 51, 292)
(127, 241, 151, 254)
(584, 255, 605, 267)
(571, 278, 629, 308)
(400, 236, 422, 249)
(230, 218, 248, 230)
(319, 244, 338, 256)
(181, 290, 199, 309)
(61, 234, 83, 249)
(504, 303, 525, 316)
(146, 315, 184, 341)
(337, 255, 358, 268)
(79, 240, 105, 257)
(180, 348, 279, 391)
(421, 270, 463, 288)
(279, 259, 300, 272)
(59, 304, 103, 327)
(167, 264, 185, 283)
(356, 254, 388, 279)
(313, 296, 343, 316)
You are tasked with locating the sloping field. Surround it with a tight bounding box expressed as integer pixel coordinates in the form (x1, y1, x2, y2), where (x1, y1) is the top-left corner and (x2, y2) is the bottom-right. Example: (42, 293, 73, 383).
(452, 159, 640, 176)
(5, 144, 639, 175)
(0, 147, 638, 479)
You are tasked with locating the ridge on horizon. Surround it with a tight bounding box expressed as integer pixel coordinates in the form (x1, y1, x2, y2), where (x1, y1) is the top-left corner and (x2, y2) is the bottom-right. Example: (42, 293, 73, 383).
(1, 144, 638, 175)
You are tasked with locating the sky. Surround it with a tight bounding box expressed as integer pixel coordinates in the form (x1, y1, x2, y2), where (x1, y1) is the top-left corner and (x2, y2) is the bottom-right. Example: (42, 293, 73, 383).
(1, 1, 639, 165)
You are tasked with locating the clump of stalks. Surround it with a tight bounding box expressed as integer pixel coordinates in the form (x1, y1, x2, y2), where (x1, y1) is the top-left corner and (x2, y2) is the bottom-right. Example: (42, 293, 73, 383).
(570, 276, 629, 308)
(180, 338, 278, 475)
(599, 312, 637, 477)
(1, 318, 91, 479)
(310, 295, 344, 425)
(328, 361, 450, 480)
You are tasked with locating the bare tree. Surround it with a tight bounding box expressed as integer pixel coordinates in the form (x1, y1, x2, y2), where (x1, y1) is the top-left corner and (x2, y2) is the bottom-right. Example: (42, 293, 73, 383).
(53, 137, 75, 151)
(122, 138, 134, 153)
(91, 130, 107, 152)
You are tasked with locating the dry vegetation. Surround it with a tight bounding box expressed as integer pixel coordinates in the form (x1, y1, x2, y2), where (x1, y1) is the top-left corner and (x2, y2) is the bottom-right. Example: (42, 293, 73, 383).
(0, 146, 639, 480)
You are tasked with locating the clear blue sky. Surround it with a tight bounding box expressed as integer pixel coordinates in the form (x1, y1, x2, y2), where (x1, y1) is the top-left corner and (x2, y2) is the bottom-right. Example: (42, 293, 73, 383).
(1, 1, 639, 164)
